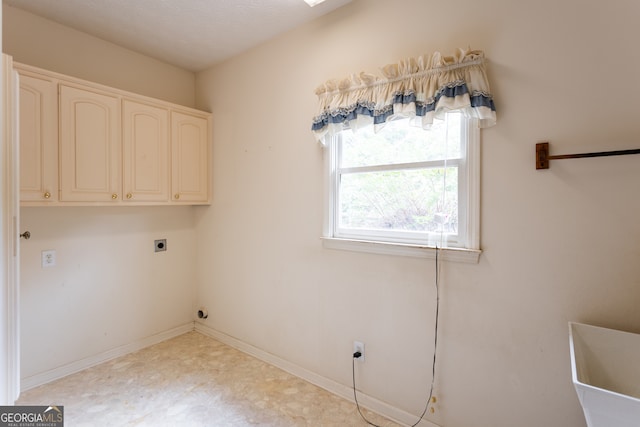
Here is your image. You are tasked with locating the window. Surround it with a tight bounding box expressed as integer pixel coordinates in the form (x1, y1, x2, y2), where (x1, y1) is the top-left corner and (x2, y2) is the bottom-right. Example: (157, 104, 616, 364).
(324, 112, 480, 262)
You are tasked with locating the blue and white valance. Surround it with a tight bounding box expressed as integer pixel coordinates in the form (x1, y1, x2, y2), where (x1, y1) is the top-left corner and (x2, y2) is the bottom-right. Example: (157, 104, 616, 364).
(311, 48, 496, 145)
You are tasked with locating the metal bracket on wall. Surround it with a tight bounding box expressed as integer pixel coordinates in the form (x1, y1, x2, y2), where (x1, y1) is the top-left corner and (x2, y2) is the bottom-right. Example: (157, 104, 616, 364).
(536, 141, 640, 170)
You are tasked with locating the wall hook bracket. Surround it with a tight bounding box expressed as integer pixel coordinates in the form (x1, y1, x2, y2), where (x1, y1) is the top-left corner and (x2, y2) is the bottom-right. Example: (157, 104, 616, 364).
(536, 142, 551, 169)
(536, 142, 640, 170)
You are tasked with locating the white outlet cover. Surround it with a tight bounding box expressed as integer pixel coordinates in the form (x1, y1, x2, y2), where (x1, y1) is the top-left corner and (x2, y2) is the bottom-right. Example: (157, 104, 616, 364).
(353, 341, 365, 362)
(41, 250, 56, 268)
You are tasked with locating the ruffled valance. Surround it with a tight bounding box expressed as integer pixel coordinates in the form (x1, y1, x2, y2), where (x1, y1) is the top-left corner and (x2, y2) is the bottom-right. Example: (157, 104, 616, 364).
(311, 48, 496, 145)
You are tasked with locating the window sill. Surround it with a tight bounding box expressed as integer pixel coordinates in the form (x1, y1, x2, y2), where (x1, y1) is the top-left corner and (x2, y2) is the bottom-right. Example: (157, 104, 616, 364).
(321, 237, 481, 264)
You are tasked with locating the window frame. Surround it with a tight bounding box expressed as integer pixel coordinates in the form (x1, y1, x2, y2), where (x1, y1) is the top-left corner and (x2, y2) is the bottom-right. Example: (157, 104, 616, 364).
(322, 114, 481, 263)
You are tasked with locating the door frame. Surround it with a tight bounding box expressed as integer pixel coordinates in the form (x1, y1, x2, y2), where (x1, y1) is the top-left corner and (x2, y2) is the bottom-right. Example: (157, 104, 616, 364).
(1, 53, 21, 405)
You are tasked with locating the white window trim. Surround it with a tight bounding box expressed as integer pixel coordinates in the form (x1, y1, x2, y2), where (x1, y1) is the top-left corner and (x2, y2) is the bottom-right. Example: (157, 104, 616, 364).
(321, 237, 481, 263)
(322, 117, 482, 264)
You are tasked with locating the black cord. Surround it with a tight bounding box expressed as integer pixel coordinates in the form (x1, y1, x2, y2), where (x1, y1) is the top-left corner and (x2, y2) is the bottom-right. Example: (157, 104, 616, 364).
(406, 246, 440, 427)
(352, 247, 442, 427)
(352, 355, 382, 427)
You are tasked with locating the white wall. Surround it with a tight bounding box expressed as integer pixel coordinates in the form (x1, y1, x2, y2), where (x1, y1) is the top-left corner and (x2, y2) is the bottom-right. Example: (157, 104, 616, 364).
(2, 4, 195, 107)
(19, 207, 197, 380)
(2, 5, 199, 382)
(194, 1, 640, 426)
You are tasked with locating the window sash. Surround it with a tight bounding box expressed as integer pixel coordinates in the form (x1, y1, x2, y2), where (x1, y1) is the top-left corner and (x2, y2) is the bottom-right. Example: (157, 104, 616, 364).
(325, 115, 478, 252)
(338, 158, 461, 175)
(335, 165, 463, 245)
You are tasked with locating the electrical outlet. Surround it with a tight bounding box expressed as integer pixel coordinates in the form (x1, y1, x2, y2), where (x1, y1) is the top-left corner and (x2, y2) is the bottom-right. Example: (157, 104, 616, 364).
(353, 341, 365, 362)
(41, 250, 56, 268)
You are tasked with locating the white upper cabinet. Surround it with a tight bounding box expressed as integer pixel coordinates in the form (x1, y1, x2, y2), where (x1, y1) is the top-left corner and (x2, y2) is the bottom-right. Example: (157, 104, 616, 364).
(171, 111, 210, 203)
(59, 84, 121, 202)
(18, 72, 58, 203)
(15, 63, 211, 206)
(123, 99, 170, 203)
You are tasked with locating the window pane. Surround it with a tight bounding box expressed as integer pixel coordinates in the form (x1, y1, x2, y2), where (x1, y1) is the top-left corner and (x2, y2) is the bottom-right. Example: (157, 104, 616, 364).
(339, 167, 458, 235)
(341, 114, 461, 168)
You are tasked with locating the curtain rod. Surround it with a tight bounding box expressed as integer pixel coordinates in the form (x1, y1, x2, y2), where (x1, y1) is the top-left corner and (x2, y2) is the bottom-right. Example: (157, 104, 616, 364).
(535, 142, 640, 170)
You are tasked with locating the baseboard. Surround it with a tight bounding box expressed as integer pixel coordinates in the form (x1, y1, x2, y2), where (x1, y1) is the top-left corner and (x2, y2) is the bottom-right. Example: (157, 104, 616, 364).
(21, 322, 195, 392)
(195, 323, 439, 427)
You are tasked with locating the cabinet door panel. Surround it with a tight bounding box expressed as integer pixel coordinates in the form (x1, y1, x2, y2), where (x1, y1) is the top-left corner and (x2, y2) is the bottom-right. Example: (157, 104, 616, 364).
(171, 112, 209, 203)
(19, 73, 58, 203)
(123, 100, 169, 202)
(59, 85, 120, 202)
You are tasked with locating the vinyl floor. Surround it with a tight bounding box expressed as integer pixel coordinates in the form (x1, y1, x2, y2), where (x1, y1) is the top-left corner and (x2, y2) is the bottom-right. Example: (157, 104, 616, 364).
(17, 331, 401, 426)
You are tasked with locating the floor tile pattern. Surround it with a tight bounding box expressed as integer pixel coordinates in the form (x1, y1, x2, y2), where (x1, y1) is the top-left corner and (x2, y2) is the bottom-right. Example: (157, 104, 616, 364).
(17, 332, 400, 426)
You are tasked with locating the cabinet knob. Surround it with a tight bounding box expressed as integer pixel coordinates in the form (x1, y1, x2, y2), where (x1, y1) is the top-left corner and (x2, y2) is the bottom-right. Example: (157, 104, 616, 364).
(43, 191, 51, 199)
(126, 193, 133, 199)
(174, 193, 180, 200)
(111, 193, 118, 200)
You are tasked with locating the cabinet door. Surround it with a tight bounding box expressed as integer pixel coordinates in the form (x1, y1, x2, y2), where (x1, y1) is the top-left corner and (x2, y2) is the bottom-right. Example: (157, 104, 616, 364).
(171, 111, 209, 203)
(59, 85, 120, 202)
(122, 99, 169, 202)
(18, 73, 58, 203)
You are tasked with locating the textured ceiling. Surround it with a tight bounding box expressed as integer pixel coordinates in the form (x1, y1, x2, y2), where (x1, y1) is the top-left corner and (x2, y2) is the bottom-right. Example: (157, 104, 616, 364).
(4, 0, 352, 72)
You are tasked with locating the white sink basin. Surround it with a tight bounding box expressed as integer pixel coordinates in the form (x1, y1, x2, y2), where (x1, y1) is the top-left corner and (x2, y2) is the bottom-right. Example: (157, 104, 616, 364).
(569, 322, 640, 427)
